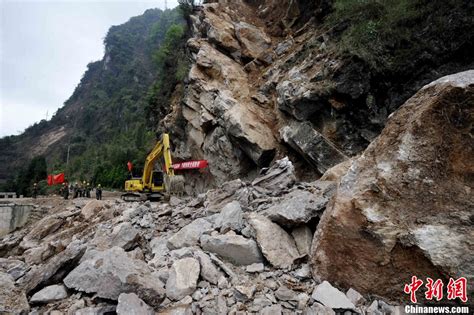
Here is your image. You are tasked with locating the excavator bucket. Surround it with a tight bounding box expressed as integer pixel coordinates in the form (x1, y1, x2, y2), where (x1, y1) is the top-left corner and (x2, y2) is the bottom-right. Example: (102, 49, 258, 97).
(166, 174, 185, 196)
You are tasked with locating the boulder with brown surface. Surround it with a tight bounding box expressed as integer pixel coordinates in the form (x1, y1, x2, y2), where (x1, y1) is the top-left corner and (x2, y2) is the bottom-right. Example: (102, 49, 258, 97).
(310, 70, 474, 301)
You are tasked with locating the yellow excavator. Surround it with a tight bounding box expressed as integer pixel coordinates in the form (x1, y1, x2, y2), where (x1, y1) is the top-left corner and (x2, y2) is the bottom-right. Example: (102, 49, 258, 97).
(121, 133, 185, 201)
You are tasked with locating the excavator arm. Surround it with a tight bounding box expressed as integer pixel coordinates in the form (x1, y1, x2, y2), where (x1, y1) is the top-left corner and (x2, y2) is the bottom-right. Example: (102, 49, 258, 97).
(141, 133, 175, 186)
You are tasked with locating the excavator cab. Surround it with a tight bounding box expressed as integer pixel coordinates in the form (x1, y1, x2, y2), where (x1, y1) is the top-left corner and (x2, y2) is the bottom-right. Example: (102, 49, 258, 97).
(152, 170, 164, 187)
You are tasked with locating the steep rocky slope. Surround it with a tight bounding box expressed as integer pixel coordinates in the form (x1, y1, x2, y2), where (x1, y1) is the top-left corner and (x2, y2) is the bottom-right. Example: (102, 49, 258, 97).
(163, 0, 473, 189)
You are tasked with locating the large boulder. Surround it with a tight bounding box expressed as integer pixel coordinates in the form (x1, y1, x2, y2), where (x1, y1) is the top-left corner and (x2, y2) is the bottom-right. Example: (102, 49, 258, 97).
(263, 181, 336, 226)
(200, 234, 264, 266)
(234, 21, 271, 61)
(0, 272, 29, 314)
(166, 257, 200, 301)
(167, 218, 213, 250)
(81, 200, 105, 220)
(91, 222, 140, 250)
(248, 213, 300, 268)
(214, 201, 244, 232)
(64, 247, 165, 307)
(202, 8, 240, 53)
(311, 70, 474, 301)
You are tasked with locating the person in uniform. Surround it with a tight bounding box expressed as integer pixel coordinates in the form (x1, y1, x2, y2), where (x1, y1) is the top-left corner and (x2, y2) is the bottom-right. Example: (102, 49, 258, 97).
(63, 182, 69, 200)
(32, 183, 38, 199)
(96, 184, 102, 200)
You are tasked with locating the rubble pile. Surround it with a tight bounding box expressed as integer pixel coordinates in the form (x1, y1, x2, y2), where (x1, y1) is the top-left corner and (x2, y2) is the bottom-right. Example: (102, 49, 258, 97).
(0, 156, 402, 314)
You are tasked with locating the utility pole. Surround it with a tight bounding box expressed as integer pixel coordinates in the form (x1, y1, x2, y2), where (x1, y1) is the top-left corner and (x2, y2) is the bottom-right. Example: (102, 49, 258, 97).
(66, 145, 71, 170)
(165, 0, 168, 10)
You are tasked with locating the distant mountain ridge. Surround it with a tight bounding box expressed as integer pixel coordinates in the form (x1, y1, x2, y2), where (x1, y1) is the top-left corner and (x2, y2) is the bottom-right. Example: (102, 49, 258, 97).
(0, 8, 185, 189)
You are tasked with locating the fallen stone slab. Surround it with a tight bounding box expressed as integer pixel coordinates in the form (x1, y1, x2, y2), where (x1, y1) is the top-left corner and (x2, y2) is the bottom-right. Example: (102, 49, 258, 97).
(30, 284, 68, 304)
(246, 262, 264, 273)
(303, 302, 336, 315)
(275, 286, 298, 301)
(251, 157, 296, 194)
(264, 181, 336, 226)
(194, 250, 223, 285)
(205, 179, 251, 212)
(19, 240, 86, 294)
(117, 293, 154, 315)
(291, 225, 313, 256)
(148, 237, 170, 268)
(64, 246, 165, 307)
(166, 257, 200, 301)
(346, 288, 365, 306)
(0, 272, 29, 314)
(248, 213, 300, 268)
(0, 257, 28, 280)
(234, 284, 256, 301)
(200, 234, 264, 266)
(167, 218, 213, 250)
(280, 122, 347, 174)
(81, 200, 105, 220)
(91, 222, 140, 250)
(214, 201, 244, 233)
(311, 281, 355, 310)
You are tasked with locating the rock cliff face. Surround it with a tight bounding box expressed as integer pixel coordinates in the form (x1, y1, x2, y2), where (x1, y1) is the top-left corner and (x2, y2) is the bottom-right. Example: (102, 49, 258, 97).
(311, 70, 474, 301)
(165, 0, 474, 189)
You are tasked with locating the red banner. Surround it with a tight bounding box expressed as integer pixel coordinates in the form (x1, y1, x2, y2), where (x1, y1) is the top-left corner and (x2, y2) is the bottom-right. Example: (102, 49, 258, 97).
(47, 173, 65, 185)
(53, 173, 65, 184)
(172, 160, 208, 170)
(127, 161, 133, 172)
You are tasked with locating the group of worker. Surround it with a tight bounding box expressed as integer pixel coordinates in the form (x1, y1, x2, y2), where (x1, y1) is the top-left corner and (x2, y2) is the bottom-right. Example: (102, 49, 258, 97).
(31, 181, 103, 200)
(70, 181, 102, 200)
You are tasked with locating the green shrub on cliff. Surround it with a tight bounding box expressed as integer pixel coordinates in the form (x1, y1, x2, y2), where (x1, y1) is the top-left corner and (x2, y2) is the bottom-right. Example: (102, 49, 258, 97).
(328, 0, 474, 74)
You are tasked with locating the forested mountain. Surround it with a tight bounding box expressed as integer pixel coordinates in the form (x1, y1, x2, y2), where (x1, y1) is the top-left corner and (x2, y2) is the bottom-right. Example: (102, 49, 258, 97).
(0, 8, 187, 194)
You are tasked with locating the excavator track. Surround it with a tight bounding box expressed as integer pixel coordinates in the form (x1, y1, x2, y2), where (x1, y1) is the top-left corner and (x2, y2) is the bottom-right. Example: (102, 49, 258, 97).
(121, 192, 147, 202)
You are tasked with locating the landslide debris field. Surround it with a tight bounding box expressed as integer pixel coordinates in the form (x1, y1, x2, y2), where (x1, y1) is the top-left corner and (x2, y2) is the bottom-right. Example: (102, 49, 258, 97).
(2, 158, 398, 314)
(1, 0, 473, 314)
(1, 66, 473, 314)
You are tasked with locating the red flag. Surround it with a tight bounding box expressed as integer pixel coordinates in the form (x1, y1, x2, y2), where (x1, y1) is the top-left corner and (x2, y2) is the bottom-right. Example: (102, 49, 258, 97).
(47, 175, 53, 186)
(172, 160, 208, 170)
(53, 173, 65, 184)
(127, 161, 133, 172)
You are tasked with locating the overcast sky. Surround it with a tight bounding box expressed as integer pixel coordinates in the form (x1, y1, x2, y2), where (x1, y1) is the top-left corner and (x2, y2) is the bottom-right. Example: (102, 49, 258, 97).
(0, 0, 179, 137)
